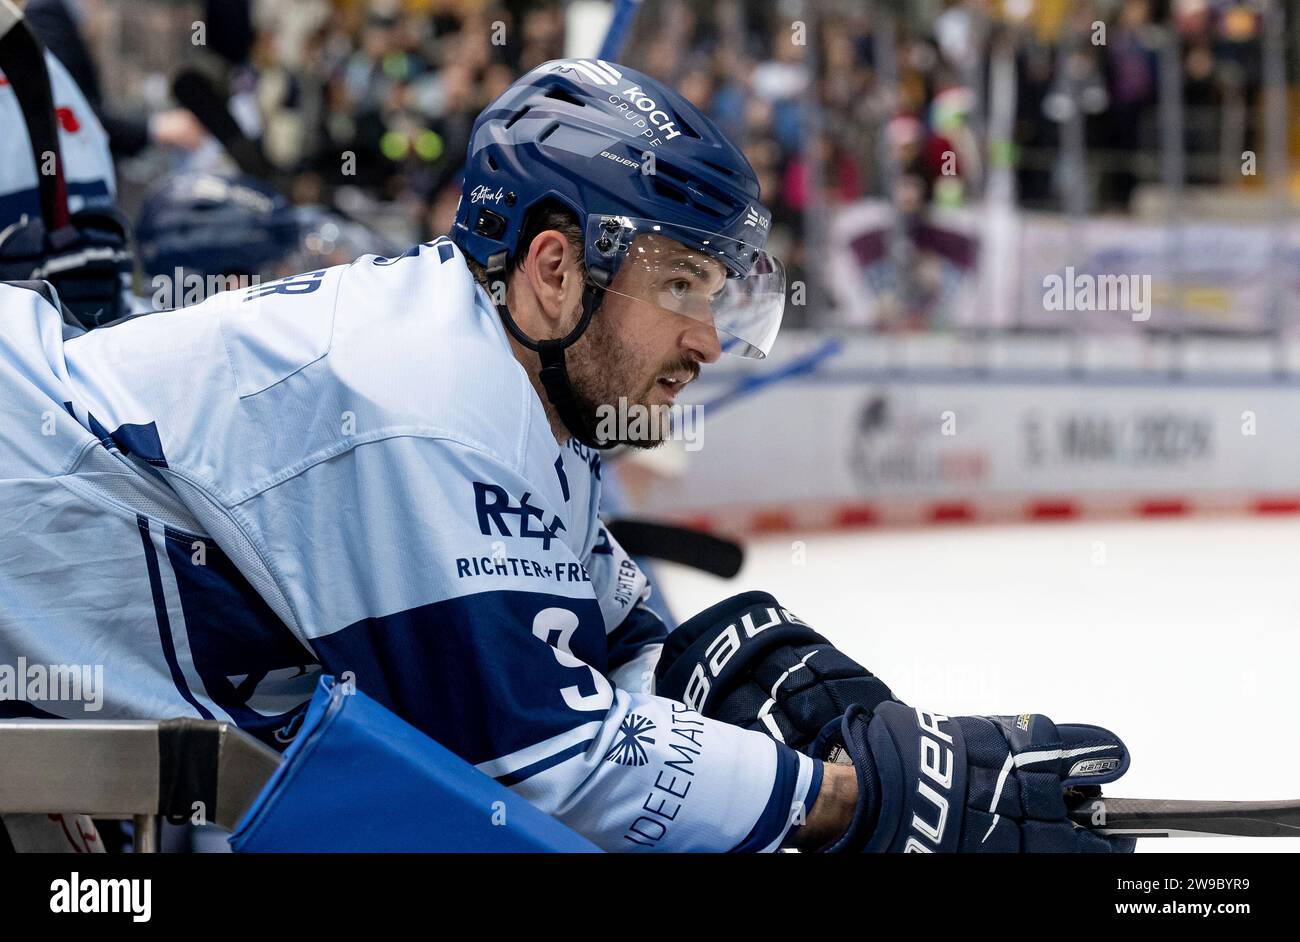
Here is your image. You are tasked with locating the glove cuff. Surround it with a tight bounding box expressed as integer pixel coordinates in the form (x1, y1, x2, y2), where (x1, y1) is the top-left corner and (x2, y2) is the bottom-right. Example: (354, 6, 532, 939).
(808, 705, 882, 853)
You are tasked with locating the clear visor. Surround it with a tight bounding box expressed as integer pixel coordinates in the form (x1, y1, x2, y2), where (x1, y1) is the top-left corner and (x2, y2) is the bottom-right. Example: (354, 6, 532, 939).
(585, 214, 785, 359)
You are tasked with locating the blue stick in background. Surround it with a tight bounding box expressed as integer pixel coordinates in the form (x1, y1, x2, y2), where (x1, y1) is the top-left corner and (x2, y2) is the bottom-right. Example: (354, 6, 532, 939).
(598, 0, 645, 62)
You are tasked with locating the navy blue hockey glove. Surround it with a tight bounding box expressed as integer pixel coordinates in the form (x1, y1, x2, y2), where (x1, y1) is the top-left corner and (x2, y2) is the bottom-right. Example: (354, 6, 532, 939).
(655, 591, 895, 752)
(812, 702, 1136, 853)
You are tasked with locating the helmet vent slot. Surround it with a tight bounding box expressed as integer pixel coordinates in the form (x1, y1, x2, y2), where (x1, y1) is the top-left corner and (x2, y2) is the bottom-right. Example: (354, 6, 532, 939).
(656, 161, 691, 183)
(670, 111, 703, 140)
(689, 179, 733, 212)
(703, 160, 739, 178)
(505, 106, 531, 129)
(544, 87, 587, 108)
(656, 161, 729, 210)
(652, 167, 731, 217)
(650, 178, 690, 205)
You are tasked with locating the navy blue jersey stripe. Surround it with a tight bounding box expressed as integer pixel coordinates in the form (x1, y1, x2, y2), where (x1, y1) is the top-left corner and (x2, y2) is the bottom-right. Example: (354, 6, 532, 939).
(730, 743, 803, 853)
(495, 737, 595, 787)
(605, 604, 668, 672)
(0, 180, 112, 223)
(780, 758, 823, 850)
(109, 421, 169, 467)
(136, 515, 213, 720)
(311, 589, 611, 765)
(162, 526, 315, 748)
(86, 411, 114, 450)
(554, 454, 570, 501)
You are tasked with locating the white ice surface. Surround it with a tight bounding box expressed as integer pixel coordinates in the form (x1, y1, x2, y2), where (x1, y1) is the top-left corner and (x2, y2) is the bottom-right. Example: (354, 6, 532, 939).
(653, 516, 1300, 853)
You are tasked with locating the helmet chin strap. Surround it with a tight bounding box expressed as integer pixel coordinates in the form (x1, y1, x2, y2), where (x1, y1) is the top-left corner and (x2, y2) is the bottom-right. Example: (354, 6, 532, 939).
(494, 282, 615, 450)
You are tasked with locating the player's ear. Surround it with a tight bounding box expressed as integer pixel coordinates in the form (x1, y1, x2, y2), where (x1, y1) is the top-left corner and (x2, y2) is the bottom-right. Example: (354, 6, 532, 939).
(524, 230, 583, 330)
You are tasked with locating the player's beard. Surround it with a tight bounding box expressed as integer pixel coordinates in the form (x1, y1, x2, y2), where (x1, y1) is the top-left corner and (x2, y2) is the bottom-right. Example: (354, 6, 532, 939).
(565, 309, 691, 449)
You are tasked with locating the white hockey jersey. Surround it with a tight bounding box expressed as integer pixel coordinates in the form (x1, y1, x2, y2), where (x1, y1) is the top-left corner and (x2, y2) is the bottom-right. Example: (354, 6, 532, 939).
(0, 241, 816, 852)
(0, 49, 115, 226)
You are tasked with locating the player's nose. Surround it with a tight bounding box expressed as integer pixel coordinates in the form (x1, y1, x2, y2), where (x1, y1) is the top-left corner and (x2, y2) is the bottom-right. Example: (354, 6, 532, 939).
(681, 318, 723, 365)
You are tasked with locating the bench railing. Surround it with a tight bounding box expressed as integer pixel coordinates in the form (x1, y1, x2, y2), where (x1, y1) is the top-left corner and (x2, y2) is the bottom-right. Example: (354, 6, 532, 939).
(0, 718, 282, 851)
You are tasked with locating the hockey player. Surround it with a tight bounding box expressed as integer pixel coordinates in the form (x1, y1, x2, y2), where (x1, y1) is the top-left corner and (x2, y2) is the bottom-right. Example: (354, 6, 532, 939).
(0, 0, 115, 223)
(0, 0, 131, 326)
(0, 59, 1133, 852)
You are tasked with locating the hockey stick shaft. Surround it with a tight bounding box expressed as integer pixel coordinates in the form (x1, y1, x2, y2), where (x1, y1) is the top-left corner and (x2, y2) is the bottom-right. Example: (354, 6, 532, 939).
(171, 68, 279, 182)
(605, 518, 743, 578)
(697, 338, 842, 416)
(0, 0, 70, 230)
(171, 68, 386, 235)
(598, 0, 644, 62)
(1068, 796, 1300, 838)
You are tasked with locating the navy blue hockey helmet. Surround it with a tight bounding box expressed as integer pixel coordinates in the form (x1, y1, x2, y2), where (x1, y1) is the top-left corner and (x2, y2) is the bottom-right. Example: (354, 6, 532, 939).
(135, 172, 301, 284)
(450, 58, 784, 362)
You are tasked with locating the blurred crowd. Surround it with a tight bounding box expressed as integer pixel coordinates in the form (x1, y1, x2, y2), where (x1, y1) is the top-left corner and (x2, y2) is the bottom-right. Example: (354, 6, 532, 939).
(54, 0, 1296, 327)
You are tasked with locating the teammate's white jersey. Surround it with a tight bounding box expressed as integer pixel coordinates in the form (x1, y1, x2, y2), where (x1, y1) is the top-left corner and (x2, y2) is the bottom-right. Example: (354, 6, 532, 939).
(0, 50, 115, 226)
(0, 241, 816, 852)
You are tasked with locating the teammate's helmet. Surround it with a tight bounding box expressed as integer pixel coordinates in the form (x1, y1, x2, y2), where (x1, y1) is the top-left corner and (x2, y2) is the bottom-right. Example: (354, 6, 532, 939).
(450, 58, 784, 360)
(135, 172, 302, 285)
(135, 172, 397, 308)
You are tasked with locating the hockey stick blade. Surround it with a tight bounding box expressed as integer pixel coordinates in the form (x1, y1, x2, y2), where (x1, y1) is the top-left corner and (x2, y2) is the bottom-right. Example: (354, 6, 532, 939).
(1068, 796, 1300, 838)
(605, 518, 743, 578)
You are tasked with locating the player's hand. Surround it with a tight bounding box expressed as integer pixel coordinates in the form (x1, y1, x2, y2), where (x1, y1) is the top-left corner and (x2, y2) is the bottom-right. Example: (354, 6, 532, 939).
(657, 592, 1135, 853)
(655, 591, 895, 751)
(811, 702, 1136, 853)
(149, 108, 207, 150)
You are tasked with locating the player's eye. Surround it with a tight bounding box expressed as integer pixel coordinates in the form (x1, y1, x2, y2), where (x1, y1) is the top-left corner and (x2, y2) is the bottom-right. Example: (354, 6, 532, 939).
(667, 279, 693, 300)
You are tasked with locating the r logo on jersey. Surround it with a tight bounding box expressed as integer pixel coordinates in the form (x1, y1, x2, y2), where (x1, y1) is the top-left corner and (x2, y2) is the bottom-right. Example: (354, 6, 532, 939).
(473, 481, 566, 549)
